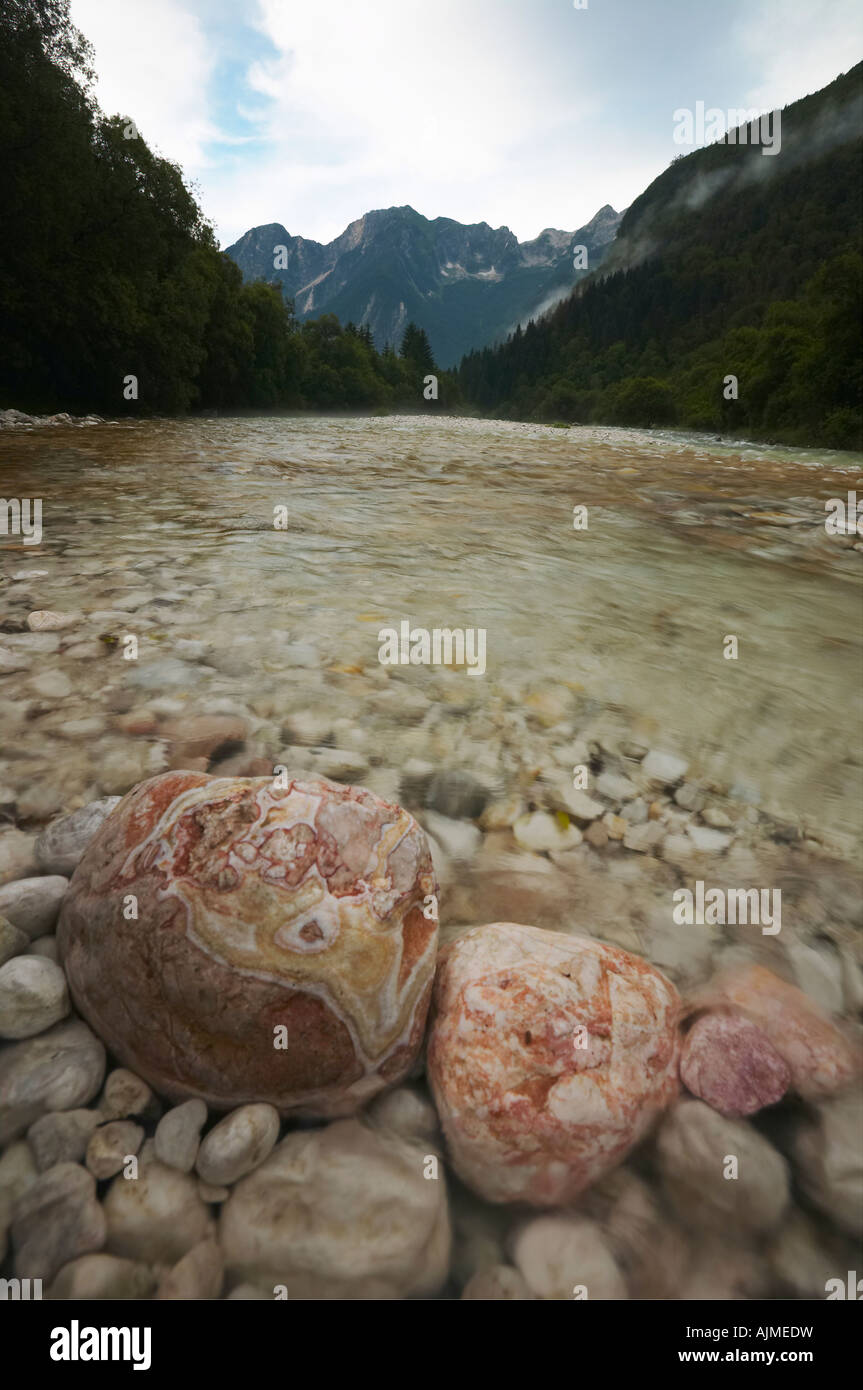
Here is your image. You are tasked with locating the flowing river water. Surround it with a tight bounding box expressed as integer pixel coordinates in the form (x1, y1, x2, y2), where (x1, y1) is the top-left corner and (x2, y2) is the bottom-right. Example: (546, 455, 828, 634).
(1, 414, 861, 844)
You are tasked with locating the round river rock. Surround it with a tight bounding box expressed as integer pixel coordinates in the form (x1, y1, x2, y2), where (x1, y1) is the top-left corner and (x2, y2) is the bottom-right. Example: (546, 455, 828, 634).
(57, 771, 438, 1117)
(427, 922, 681, 1205)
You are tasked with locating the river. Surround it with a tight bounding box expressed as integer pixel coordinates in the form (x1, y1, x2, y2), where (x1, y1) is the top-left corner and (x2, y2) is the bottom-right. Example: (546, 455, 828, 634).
(1, 414, 861, 848)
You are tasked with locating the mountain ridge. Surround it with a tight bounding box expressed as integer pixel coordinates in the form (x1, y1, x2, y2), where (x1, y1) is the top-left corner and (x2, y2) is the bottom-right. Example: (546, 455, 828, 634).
(225, 203, 622, 366)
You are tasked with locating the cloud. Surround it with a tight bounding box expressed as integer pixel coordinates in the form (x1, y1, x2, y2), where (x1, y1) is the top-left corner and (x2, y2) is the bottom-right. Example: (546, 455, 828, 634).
(70, 0, 224, 169)
(67, 0, 863, 251)
(737, 0, 863, 111)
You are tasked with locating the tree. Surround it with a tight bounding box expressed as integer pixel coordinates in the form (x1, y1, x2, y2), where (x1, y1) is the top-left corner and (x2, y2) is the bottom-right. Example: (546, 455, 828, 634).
(400, 322, 436, 374)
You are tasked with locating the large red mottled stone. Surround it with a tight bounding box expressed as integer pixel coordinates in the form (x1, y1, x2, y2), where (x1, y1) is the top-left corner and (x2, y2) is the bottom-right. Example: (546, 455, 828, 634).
(680, 1011, 789, 1117)
(427, 923, 681, 1205)
(57, 771, 438, 1117)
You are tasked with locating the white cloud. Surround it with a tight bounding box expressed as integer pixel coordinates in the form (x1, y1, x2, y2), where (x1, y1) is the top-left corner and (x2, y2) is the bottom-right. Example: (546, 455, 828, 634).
(70, 0, 223, 169)
(737, 0, 863, 111)
(67, 0, 863, 252)
(203, 0, 600, 245)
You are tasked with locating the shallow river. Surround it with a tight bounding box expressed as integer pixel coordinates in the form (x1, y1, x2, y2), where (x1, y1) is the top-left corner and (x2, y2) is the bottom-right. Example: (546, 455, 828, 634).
(1, 414, 861, 844)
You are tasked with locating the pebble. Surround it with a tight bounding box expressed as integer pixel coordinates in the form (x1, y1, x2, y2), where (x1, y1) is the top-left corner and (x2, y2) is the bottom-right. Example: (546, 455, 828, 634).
(62, 642, 105, 661)
(0, 955, 70, 1038)
(27, 1109, 103, 1171)
(0, 1018, 106, 1144)
(427, 924, 681, 1205)
(0, 1140, 38, 1262)
(690, 963, 860, 1099)
(620, 796, 648, 825)
(56, 717, 107, 739)
(423, 808, 482, 861)
(511, 1215, 628, 1300)
(601, 812, 627, 840)
(680, 1012, 790, 1116)
(283, 709, 332, 746)
(48, 1252, 157, 1301)
(674, 782, 706, 812)
(0, 916, 28, 965)
(622, 821, 664, 853)
(461, 1265, 536, 1300)
(154, 1099, 208, 1173)
(367, 1085, 440, 1145)
(3, 632, 59, 653)
(546, 784, 605, 821)
(100, 1068, 157, 1122)
(687, 824, 732, 852)
(16, 784, 64, 820)
(283, 641, 320, 669)
(788, 942, 844, 1016)
(219, 1117, 451, 1299)
(0, 647, 32, 674)
(304, 746, 370, 783)
(103, 1143, 212, 1263)
(702, 806, 733, 829)
(791, 1090, 863, 1237)
(660, 833, 698, 863)
(425, 770, 491, 820)
(656, 1098, 789, 1236)
(0, 829, 38, 885)
(584, 821, 609, 849)
(97, 744, 160, 795)
(11, 1161, 106, 1281)
(642, 750, 689, 786)
(596, 770, 639, 802)
(159, 714, 247, 769)
(156, 1237, 224, 1300)
(399, 759, 437, 806)
(35, 797, 120, 875)
(523, 689, 571, 728)
(28, 935, 59, 961)
(26, 610, 80, 631)
(196, 1104, 280, 1186)
(512, 810, 582, 853)
(86, 1121, 145, 1180)
(131, 655, 211, 688)
(28, 670, 73, 699)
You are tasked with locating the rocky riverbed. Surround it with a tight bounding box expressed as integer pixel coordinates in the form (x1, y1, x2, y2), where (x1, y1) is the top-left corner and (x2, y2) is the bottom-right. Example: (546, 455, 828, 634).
(1, 413, 861, 1299)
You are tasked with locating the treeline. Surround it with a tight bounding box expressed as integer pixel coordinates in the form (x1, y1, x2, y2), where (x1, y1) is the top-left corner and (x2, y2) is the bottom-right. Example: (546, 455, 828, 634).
(459, 65, 863, 449)
(0, 1, 459, 415)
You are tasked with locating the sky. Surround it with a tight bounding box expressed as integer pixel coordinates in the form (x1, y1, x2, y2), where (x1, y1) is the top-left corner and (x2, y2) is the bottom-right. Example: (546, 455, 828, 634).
(69, 0, 863, 250)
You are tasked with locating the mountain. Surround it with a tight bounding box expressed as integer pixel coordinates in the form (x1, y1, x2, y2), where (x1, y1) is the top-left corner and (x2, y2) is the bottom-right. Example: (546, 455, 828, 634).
(224, 204, 622, 366)
(458, 63, 863, 448)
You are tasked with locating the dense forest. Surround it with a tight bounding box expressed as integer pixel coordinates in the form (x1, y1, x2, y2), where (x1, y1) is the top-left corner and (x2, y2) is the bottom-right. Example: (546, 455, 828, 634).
(458, 64, 863, 448)
(0, 0, 459, 415)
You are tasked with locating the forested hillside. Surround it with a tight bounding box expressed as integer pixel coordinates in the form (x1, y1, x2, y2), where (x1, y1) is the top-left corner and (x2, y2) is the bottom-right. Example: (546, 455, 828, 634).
(0, 0, 457, 414)
(459, 64, 863, 448)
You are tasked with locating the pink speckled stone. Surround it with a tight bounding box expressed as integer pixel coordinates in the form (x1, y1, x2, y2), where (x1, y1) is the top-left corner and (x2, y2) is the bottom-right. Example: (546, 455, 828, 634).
(57, 771, 438, 1118)
(680, 1011, 789, 1116)
(689, 964, 860, 1100)
(427, 923, 681, 1205)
